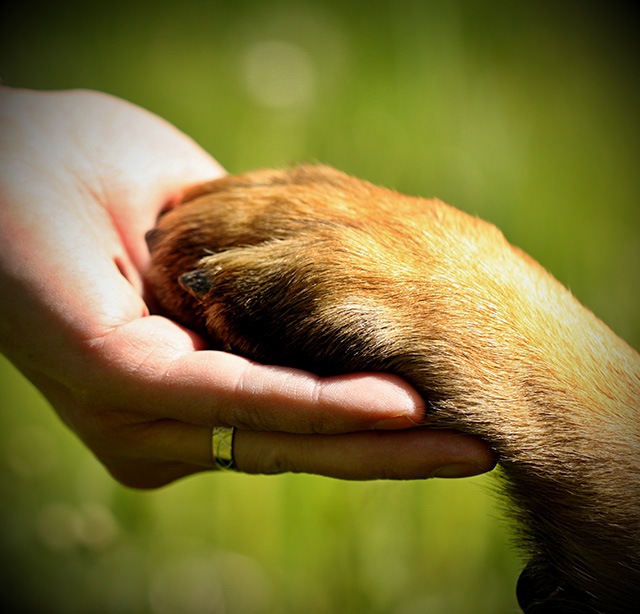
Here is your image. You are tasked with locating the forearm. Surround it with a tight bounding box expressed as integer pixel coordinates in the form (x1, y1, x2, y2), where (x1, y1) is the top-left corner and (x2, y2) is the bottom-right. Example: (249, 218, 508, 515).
(484, 252, 640, 612)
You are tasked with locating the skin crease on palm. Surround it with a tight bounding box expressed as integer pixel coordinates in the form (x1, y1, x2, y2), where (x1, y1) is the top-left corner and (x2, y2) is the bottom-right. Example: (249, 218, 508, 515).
(0, 87, 496, 489)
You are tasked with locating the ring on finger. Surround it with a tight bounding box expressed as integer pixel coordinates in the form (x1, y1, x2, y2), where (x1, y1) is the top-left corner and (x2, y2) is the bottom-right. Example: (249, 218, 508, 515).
(211, 426, 237, 471)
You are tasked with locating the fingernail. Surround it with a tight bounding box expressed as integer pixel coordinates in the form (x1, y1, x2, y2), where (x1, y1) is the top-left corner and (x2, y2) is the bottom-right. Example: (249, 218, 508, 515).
(432, 463, 484, 479)
(373, 414, 420, 430)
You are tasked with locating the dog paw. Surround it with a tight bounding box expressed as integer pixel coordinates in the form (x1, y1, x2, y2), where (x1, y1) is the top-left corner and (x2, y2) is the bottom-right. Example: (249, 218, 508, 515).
(147, 164, 527, 412)
(148, 166, 407, 372)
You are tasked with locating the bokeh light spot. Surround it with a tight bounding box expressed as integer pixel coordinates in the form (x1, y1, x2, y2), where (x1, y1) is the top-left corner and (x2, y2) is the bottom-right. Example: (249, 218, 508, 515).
(242, 40, 316, 110)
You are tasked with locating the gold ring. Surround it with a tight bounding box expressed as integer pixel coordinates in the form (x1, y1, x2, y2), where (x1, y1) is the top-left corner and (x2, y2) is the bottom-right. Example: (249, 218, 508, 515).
(211, 426, 237, 471)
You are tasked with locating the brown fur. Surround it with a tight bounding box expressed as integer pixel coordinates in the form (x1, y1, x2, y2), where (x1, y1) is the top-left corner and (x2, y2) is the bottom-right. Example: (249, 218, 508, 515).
(146, 165, 640, 613)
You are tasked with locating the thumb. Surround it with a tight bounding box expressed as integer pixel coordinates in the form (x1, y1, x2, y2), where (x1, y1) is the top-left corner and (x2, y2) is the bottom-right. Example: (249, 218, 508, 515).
(73, 89, 226, 271)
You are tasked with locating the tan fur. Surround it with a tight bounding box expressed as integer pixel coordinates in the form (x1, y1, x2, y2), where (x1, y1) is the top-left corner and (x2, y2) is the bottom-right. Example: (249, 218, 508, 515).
(146, 165, 640, 613)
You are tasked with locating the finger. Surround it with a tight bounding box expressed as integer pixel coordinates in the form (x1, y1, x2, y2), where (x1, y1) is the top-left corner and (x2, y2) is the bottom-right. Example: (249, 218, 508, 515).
(234, 428, 497, 480)
(33, 375, 216, 489)
(127, 419, 214, 467)
(96, 102, 227, 273)
(165, 350, 426, 432)
(93, 418, 215, 489)
(98, 316, 426, 434)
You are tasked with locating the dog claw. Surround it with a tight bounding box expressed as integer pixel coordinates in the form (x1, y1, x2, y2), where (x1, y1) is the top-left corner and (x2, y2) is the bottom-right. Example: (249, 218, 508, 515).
(179, 269, 213, 299)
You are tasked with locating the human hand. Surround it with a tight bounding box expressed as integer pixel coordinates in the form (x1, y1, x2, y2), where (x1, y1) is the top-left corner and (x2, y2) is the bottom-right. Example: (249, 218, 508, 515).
(0, 88, 495, 488)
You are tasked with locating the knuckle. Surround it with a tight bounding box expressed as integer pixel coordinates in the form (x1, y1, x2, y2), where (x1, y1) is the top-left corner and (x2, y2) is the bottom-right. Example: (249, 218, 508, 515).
(226, 403, 272, 431)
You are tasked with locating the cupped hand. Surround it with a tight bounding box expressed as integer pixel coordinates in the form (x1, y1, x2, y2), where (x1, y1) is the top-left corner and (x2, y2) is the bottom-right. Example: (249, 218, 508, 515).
(0, 87, 495, 488)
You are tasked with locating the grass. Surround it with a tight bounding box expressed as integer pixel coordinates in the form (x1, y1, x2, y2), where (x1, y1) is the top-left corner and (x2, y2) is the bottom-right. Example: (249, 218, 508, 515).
(1, 1, 638, 612)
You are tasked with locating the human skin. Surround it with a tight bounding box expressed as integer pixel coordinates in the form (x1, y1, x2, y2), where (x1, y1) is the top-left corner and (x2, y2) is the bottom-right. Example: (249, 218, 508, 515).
(0, 87, 495, 488)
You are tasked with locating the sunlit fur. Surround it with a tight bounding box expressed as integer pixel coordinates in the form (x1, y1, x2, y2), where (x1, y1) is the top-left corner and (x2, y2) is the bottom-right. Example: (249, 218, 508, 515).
(146, 165, 640, 613)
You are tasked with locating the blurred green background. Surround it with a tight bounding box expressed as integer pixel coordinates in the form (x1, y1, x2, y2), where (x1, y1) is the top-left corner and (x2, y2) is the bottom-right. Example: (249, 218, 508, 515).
(1, 1, 638, 612)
